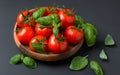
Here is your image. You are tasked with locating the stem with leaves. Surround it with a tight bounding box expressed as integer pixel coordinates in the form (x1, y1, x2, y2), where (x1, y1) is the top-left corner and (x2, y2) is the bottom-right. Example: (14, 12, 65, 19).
(52, 21, 61, 37)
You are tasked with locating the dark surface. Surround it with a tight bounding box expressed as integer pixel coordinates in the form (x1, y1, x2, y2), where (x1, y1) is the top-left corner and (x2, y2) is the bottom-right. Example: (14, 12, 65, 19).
(0, 0, 120, 75)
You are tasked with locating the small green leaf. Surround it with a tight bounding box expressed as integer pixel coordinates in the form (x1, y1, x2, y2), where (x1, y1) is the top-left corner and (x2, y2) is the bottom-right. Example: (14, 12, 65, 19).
(23, 57, 37, 69)
(52, 21, 61, 37)
(31, 43, 46, 54)
(35, 14, 59, 25)
(99, 49, 108, 60)
(75, 15, 84, 26)
(20, 55, 25, 61)
(32, 7, 46, 20)
(90, 61, 104, 75)
(39, 25, 50, 28)
(105, 34, 115, 46)
(69, 56, 88, 70)
(9, 54, 23, 65)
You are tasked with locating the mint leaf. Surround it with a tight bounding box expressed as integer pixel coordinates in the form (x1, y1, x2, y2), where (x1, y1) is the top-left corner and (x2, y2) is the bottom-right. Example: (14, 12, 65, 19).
(105, 34, 115, 46)
(69, 56, 88, 70)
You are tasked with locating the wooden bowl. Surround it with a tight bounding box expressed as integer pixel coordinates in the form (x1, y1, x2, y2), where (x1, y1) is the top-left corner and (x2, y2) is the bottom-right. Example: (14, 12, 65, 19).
(13, 8, 84, 61)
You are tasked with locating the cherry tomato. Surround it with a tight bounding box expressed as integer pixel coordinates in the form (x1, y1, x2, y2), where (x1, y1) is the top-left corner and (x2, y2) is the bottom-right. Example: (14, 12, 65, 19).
(17, 27, 34, 45)
(17, 23, 29, 28)
(29, 35, 48, 52)
(48, 34, 68, 54)
(16, 10, 29, 24)
(58, 9, 75, 28)
(35, 23, 52, 37)
(16, 10, 36, 28)
(64, 26, 84, 45)
(43, 7, 59, 16)
(28, 12, 37, 28)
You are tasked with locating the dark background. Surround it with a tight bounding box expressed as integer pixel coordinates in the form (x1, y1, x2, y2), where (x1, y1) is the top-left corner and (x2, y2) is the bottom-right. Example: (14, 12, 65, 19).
(0, 0, 120, 75)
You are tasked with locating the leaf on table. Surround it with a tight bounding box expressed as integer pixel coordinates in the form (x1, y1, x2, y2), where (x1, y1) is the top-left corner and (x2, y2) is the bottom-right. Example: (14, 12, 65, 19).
(105, 34, 115, 46)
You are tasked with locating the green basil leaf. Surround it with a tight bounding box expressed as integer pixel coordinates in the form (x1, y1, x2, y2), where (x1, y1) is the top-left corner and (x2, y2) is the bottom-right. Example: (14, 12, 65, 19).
(75, 15, 84, 26)
(20, 55, 25, 61)
(69, 56, 88, 70)
(52, 21, 61, 37)
(99, 49, 108, 60)
(31, 43, 46, 54)
(9, 54, 23, 64)
(82, 23, 98, 47)
(90, 61, 104, 75)
(105, 34, 115, 46)
(23, 57, 37, 69)
(53, 26, 58, 37)
(35, 14, 59, 25)
(32, 7, 46, 20)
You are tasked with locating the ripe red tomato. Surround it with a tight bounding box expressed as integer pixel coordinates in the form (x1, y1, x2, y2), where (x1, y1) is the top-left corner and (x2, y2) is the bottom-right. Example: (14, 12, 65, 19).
(35, 23, 52, 37)
(16, 10, 36, 28)
(48, 34, 68, 54)
(64, 26, 84, 45)
(17, 23, 29, 28)
(58, 9, 75, 28)
(16, 10, 29, 24)
(17, 27, 34, 45)
(29, 35, 48, 52)
(43, 7, 59, 16)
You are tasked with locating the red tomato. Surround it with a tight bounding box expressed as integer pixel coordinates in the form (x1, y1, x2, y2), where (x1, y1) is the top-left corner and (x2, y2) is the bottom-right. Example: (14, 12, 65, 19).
(16, 10, 36, 28)
(16, 10, 29, 24)
(35, 23, 52, 37)
(43, 7, 59, 16)
(64, 26, 84, 45)
(17, 27, 34, 45)
(17, 23, 29, 28)
(29, 35, 48, 52)
(48, 34, 68, 54)
(58, 9, 75, 28)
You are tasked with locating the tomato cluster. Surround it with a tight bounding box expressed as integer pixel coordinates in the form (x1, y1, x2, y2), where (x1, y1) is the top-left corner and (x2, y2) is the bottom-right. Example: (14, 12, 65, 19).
(16, 6, 84, 54)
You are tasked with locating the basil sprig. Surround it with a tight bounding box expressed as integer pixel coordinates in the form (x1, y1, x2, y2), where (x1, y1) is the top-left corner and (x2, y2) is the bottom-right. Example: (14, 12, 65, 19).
(52, 21, 61, 37)
(35, 14, 59, 25)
